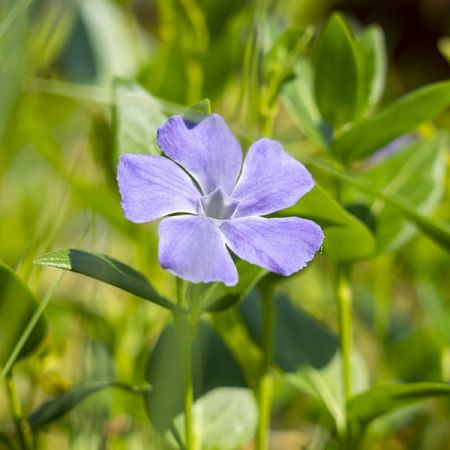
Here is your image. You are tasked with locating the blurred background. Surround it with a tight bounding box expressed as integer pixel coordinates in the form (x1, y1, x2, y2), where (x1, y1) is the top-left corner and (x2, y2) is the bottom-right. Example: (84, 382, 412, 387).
(0, 0, 449, 449)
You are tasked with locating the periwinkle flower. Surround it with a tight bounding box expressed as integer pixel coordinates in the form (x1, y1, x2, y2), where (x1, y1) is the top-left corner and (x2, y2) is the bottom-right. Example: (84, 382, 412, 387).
(117, 114, 323, 286)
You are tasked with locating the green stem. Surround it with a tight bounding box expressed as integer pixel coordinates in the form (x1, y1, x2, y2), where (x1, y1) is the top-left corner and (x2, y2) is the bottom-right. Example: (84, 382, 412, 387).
(256, 285, 275, 450)
(335, 266, 353, 406)
(5, 371, 32, 450)
(181, 334, 195, 450)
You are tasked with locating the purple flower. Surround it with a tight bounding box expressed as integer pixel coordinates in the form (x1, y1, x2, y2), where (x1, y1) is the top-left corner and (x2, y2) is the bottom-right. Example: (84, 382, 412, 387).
(117, 114, 323, 286)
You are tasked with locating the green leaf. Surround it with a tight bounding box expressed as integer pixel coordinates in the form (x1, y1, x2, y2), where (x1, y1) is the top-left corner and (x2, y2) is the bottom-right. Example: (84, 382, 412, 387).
(204, 260, 267, 312)
(332, 80, 450, 162)
(363, 135, 446, 252)
(29, 381, 148, 429)
(282, 59, 331, 150)
(0, 262, 47, 367)
(146, 321, 246, 432)
(348, 382, 450, 433)
(240, 292, 338, 372)
(358, 25, 387, 109)
(171, 388, 257, 450)
(34, 249, 183, 312)
(112, 78, 167, 159)
(313, 13, 362, 128)
(281, 184, 376, 261)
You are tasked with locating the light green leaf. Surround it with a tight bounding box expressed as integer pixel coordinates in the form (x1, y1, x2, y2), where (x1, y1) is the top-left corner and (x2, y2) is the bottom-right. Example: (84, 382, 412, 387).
(282, 59, 330, 150)
(281, 184, 376, 261)
(364, 135, 446, 252)
(113, 79, 167, 159)
(313, 13, 362, 128)
(332, 80, 450, 162)
(0, 262, 47, 367)
(348, 382, 450, 436)
(171, 388, 257, 450)
(34, 249, 182, 312)
(358, 25, 387, 109)
(29, 381, 149, 429)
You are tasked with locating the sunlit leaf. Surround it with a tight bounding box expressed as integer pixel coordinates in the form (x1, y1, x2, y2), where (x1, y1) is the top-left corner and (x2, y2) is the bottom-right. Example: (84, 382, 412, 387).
(313, 13, 362, 128)
(0, 262, 47, 367)
(171, 388, 257, 450)
(332, 80, 450, 162)
(35, 249, 182, 312)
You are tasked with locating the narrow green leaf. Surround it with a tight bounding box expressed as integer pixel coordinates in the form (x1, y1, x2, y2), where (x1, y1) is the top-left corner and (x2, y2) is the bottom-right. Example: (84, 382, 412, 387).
(29, 381, 149, 429)
(358, 25, 387, 109)
(171, 388, 257, 450)
(282, 59, 330, 150)
(281, 184, 376, 261)
(0, 262, 47, 367)
(313, 13, 362, 127)
(34, 249, 183, 312)
(348, 382, 450, 430)
(332, 80, 450, 162)
(112, 79, 167, 159)
(364, 135, 446, 252)
(204, 261, 267, 312)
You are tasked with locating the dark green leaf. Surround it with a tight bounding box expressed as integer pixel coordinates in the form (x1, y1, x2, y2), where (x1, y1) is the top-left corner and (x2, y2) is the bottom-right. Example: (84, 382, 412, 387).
(29, 381, 148, 429)
(313, 13, 362, 127)
(348, 382, 450, 431)
(332, 80, 450, 162)
(364, 135, 446, 252)
(281, 184, 376, 261)
(171, 388, 257, 450)
(112, 79, 166, 159)
(146, 321, 246, 431)
(240, 292, 338, 372)
(34, 249, 183, 312)
(0, 262, 47, 366)
(358, 25, 387, 109)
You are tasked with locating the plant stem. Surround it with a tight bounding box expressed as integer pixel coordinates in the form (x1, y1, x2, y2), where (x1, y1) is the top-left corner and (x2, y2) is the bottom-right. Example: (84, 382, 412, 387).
(335, 265, 353, 404)
(5, 371, 32, 450)
(256, 284, 275, 450)
(181, 334, 195, 450)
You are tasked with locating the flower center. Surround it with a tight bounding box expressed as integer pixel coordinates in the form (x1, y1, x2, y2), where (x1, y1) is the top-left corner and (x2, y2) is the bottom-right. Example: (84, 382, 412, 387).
(199, 188, 239, 220)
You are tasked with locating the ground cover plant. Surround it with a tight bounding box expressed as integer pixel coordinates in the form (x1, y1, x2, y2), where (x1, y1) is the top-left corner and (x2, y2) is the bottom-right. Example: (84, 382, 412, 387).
(1, 0, 450, 449)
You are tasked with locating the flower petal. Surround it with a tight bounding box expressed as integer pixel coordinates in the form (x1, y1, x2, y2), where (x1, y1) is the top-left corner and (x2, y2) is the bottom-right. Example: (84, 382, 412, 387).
(219, 217, 323, 276)
(117, 154, 201, 223)
(232, 138, 314, 217)
(159, 215, 238, 286)
(157, 114, 242, 195)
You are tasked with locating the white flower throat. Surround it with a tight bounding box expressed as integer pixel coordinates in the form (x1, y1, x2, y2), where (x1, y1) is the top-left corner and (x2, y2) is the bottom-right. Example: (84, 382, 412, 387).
(199, 188, 239, 220)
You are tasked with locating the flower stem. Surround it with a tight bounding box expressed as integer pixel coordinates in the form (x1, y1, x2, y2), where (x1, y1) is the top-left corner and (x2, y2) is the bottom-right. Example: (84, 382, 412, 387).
(181, 334, 195, 450)
(335, 265, 353, 405)
(5, 370, 32, 450)
(256, 284, 275, 450)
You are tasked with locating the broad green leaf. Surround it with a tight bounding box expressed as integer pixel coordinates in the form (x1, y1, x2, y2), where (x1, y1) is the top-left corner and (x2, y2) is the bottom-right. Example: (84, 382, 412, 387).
(34, 249, 182, 312)
(347, 382, 450, 434)
(0, 262, 47, 366)
(204, 260, 267, 312)
(240, 292, 338, 372)
(146, 321, 246, 432)
(281, 184, 376, 261)
(112, 79, 166, 159)
(282, 59, 330, 149)
(313, 13, 362, 128)
(364, 135, 446, 252)
(29, 381, 148, 429)
(171, 388, 257, 450)
(358, 25, 387, 109)
(332, 80, 450, 162)
(295, 152, 450, 252)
